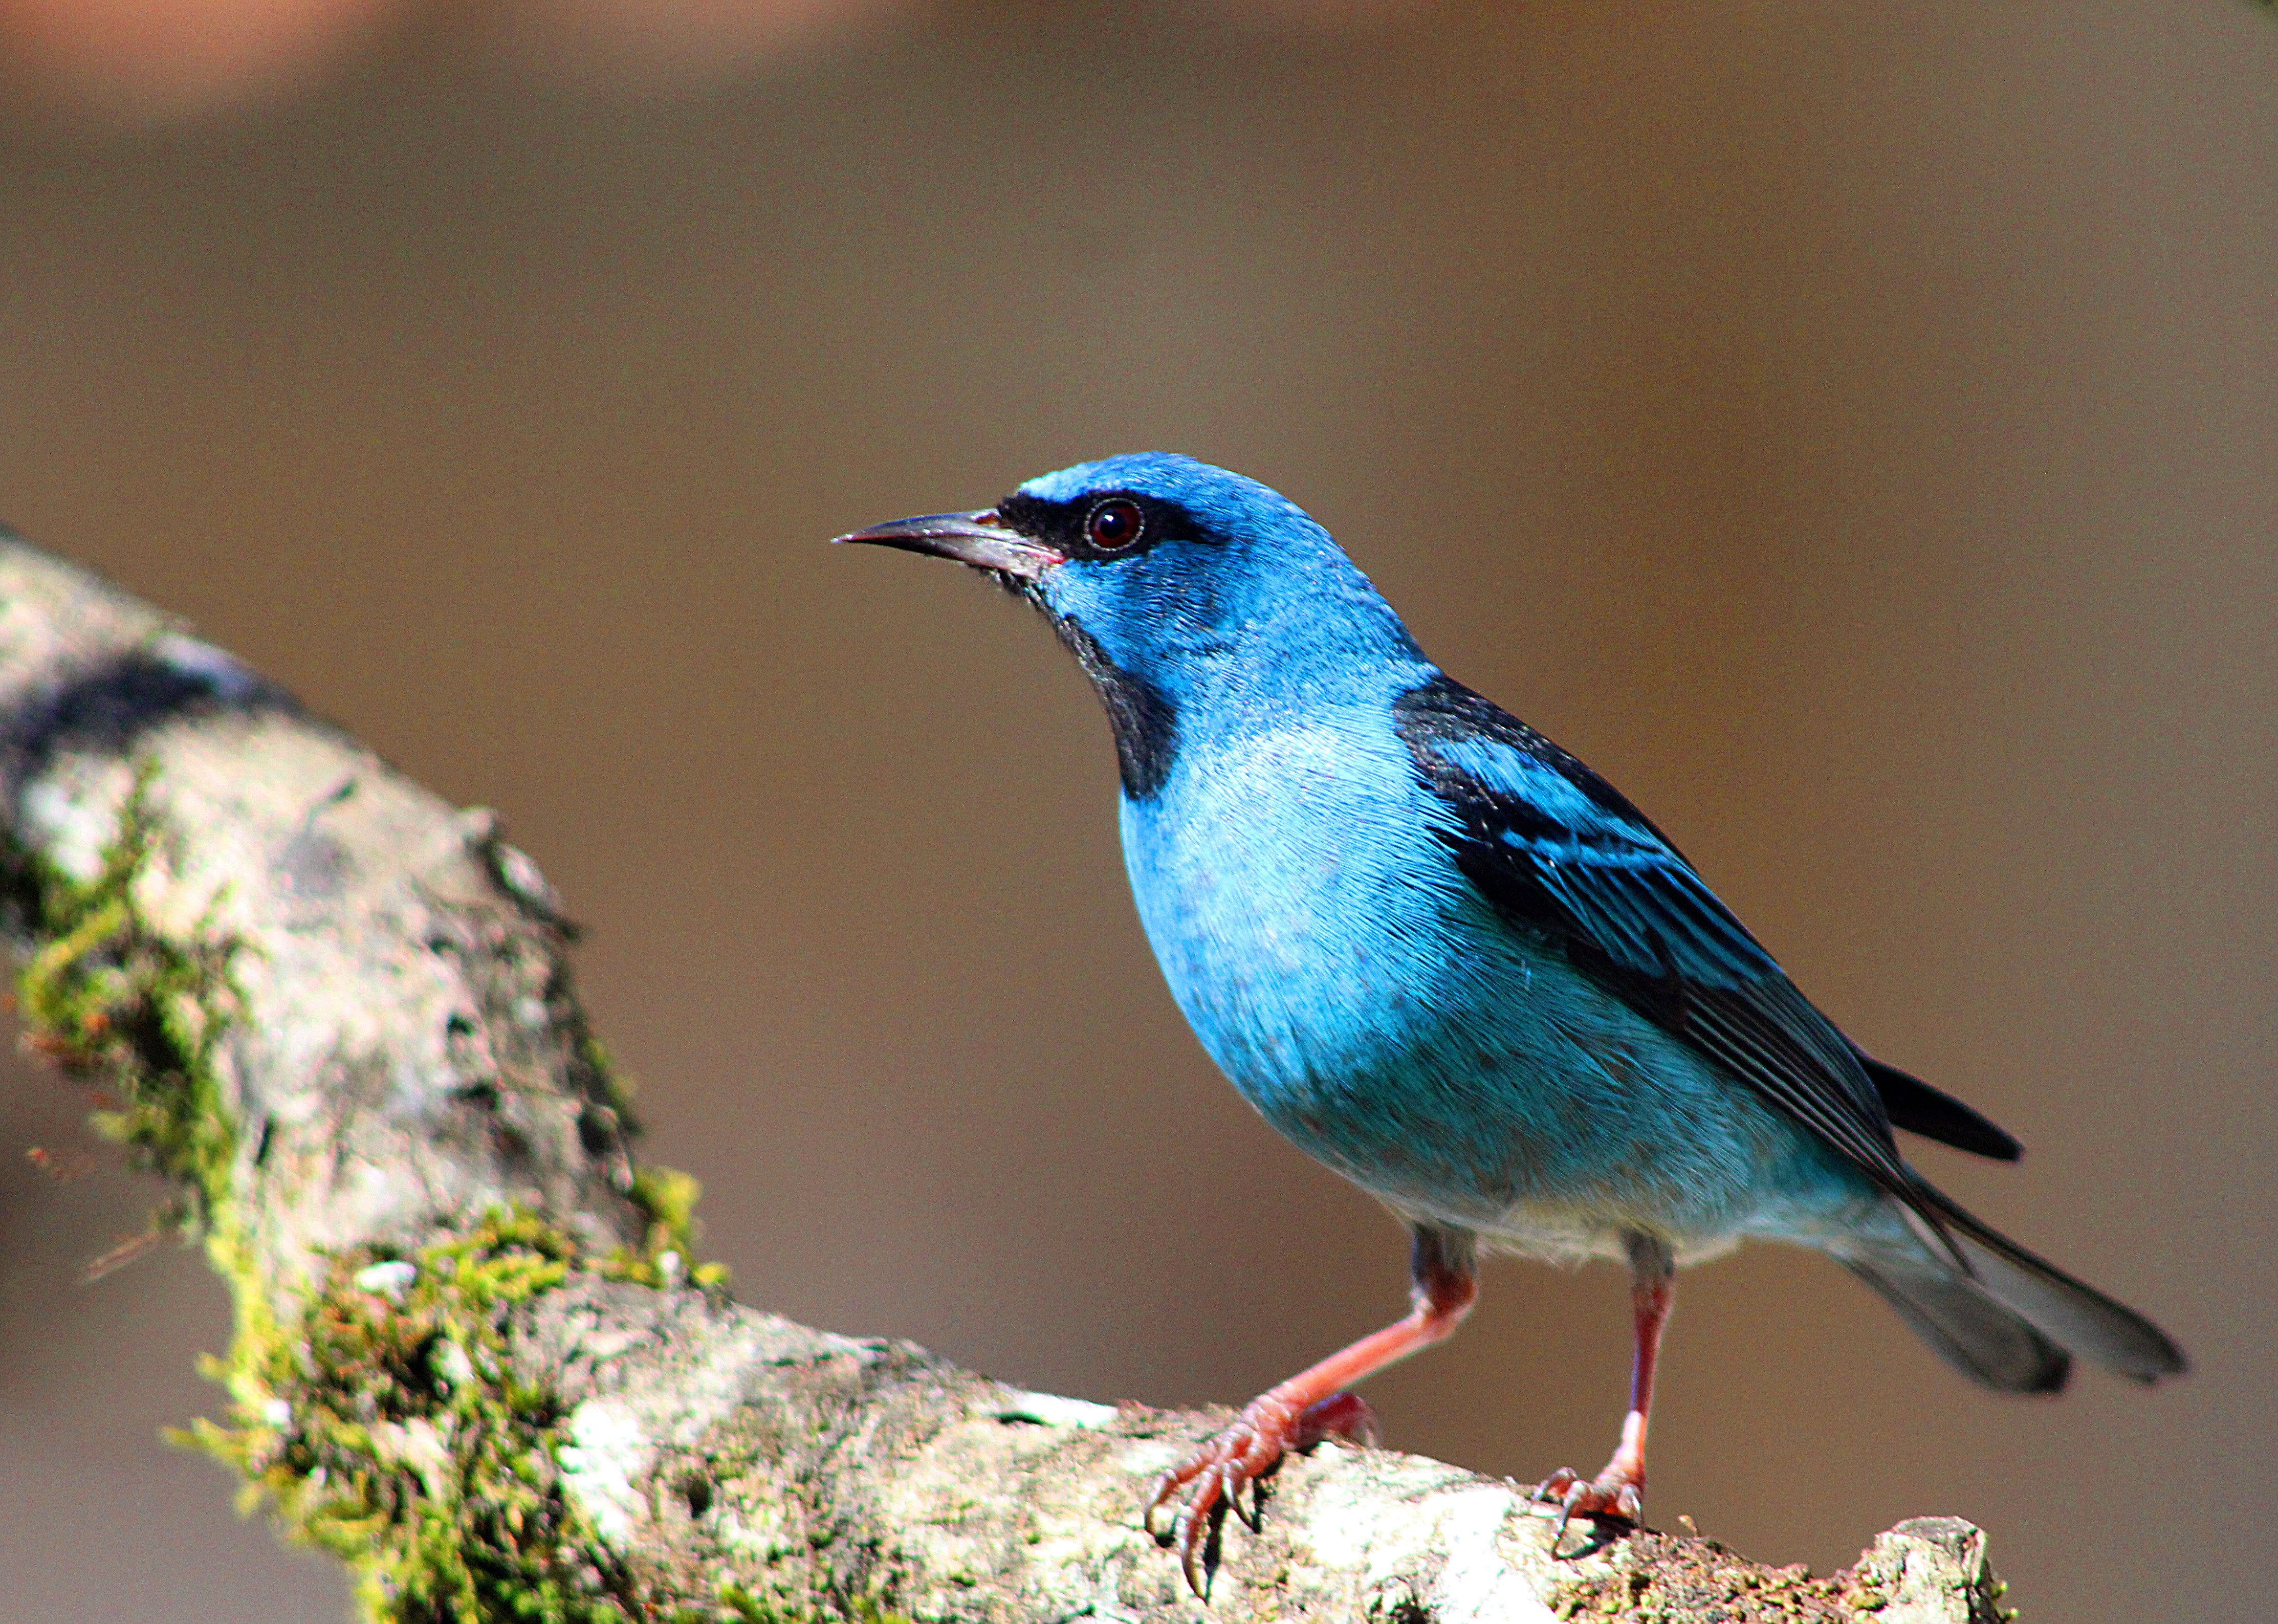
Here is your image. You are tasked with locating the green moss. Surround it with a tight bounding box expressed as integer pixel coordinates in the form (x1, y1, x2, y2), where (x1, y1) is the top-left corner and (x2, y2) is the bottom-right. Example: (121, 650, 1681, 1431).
(190, 1209, 635, 1624)
(14, 767, 236, 1236)
(575, 1036, 641, 1137)
(708, 1587, 803, 1624)
(697, 1589, 914, 1624)
(9, 769, 285, 1425)
(188, 1188, 744, 1623)
(571, 1039, 725, 1292)
(612, 1165, 730, 1291)
(846, 1602, 917, 1624)
(11, 772, 739, 1621)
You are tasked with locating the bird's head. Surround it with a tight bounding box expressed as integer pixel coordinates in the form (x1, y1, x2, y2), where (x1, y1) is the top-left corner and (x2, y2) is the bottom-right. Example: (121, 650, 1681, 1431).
(837, 455, 1420, 751)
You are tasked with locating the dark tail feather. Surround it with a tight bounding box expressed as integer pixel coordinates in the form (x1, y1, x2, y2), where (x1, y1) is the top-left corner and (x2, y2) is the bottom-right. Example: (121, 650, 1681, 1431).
(1910, 1186, 2187, 1382)
(1858, 1054, 2022, 1161)
(1839, 1251, 2073, 1393)
(1861, 1187, 2188, 1387)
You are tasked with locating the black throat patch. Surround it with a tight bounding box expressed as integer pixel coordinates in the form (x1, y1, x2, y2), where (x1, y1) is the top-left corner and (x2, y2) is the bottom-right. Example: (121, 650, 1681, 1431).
(1052, 617, 1178, 800)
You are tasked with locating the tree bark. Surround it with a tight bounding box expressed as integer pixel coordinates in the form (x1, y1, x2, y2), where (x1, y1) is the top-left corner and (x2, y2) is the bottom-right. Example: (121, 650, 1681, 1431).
(0, 532, 2009, 1624)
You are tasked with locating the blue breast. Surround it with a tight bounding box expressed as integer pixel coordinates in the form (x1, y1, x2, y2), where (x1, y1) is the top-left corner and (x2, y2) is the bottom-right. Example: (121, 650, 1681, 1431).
(1117, 691, 1874, 1250)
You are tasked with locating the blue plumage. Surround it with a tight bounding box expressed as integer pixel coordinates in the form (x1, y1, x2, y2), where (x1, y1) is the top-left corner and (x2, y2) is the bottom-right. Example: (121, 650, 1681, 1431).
(838, 453, 2184, 1591)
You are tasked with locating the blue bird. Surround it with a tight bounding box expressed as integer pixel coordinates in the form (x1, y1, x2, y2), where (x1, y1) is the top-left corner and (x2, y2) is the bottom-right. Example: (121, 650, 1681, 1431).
(838, 454, 2185, 1593)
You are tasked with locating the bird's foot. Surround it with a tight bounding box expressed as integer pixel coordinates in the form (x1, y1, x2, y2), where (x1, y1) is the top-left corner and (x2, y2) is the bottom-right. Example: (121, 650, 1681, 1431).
(1527, 1464, 1643, 1557)
(1145, 1390, 1377, 1597)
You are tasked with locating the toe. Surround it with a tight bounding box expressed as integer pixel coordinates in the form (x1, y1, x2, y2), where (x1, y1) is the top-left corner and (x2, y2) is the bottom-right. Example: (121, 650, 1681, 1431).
(1528, 1466, 1580, 1505)
(1177, 1462, 1231, 1597)
(1147, 1390, 1364, 1598)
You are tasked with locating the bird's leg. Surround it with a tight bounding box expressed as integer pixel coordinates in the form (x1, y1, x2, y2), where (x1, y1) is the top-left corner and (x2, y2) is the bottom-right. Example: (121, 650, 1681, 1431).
(1532, 1231, 1676, 1552)
(1146, 1223, 1478, 1597)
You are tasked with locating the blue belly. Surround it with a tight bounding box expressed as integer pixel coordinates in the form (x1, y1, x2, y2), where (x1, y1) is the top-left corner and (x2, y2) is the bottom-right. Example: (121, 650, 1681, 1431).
(1120, 716, 1877, 1256)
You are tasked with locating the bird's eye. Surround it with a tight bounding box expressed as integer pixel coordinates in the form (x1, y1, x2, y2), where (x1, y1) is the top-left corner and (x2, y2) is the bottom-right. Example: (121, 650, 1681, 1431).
(1085, 498, 1145, 553)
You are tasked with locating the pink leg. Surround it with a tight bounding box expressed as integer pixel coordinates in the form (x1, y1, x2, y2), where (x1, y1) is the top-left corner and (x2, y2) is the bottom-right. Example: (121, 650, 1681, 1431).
(1147, 1224, 1478, 1597)
(1532, 1232, 1676, 1551)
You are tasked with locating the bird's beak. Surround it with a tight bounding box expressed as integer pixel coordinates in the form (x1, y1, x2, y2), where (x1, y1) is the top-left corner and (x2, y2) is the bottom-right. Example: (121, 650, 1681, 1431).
(832, 509, 1062, 581)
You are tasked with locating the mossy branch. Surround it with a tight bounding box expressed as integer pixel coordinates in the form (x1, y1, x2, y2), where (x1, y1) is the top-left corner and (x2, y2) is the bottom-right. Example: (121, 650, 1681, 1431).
(0, 533, 2007, 1623)
(15, 763, 236, 1235)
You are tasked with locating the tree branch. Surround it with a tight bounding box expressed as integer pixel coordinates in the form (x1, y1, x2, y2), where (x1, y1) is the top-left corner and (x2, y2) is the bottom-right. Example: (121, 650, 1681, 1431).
(0, 532, 2008, 1623)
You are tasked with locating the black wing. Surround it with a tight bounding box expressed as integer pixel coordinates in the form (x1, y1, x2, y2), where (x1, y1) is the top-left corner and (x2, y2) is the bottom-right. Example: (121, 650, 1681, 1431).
(1392, 674, 2004, 1248)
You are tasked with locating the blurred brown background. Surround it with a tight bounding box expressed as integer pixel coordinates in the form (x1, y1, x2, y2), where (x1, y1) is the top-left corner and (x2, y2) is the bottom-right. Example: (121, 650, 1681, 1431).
(0, 2, 2271, 1619)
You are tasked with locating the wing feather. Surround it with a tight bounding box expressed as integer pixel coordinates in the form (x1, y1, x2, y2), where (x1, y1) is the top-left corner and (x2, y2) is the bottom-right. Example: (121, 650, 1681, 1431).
(1392, 673, 1959, 1252)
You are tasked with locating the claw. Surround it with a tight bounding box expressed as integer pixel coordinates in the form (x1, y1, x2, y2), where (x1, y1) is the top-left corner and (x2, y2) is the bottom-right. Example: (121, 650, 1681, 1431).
(1178, 1463, 1228, 1596)
(1228, 1469, 1262, 1533)
(1145, 1391, 1374, 1598)
(1529, 1465, 1644, 1557)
